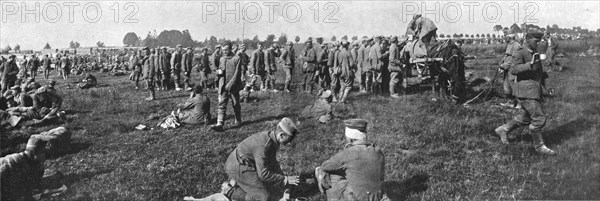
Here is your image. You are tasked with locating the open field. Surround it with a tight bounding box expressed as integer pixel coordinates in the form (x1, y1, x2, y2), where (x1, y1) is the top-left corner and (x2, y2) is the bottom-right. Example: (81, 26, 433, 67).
(1, 54, 599, 200)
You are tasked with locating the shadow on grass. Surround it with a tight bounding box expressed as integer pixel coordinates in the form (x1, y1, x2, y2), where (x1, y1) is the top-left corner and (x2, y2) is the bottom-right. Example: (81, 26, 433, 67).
(233, 114, 290, 128)
(544, 118, 595, 146)
(61, 168, 114, 186)
(48, 142, 93, 159)
(383, 173, 430, 201)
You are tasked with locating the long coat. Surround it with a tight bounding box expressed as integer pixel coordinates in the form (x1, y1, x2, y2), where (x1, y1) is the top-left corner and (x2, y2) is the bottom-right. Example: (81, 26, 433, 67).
(511, 47, 544, 100)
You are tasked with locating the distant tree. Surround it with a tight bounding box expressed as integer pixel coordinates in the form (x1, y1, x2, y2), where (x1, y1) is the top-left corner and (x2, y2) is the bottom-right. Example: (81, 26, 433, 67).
(458, 33, 464, 38)
(341, 35, 348, 41)
(123, 32, 140, 47)
(277, 33, 288, 45)
(208, 36, 218, 48)
(265, 34, 276, 47)
(331, 36, 337, 42)
(141, 32, 158, 48)
(471, 34, 475, 38)
(452, 33, 459, 38)
(316, 37, 324, 44)
(43, 43, 51, 49)
(351, 36, 358, 41)
(294, 36, 300, 43)
(475, 34, 480, 38)
(69, 41, 80, 48)
(96, 41, 105, 47)
(1, 45, 11, 53)
(510, 23, 522, 33)
(486, 33, 491, 38)
(492, 34, 496, 38)
(493, 25, 503, 36)
(439, 34, 445, 38)
(14, 44, 20, 52)
(181, 30, 196, 47)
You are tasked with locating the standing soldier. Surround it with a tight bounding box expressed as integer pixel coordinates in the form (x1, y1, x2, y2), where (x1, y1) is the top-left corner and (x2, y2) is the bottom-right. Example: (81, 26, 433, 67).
(301, 40, 318, 94)
(27, 55, 40, 79)
(265, 43, 280, 92)
(142, 47, 157, 100)
(357, 38, 370, 93)
(196, 48, 211, 89)
(388, 36, 403, 98)
(350, 42, 359, 88)
(182, 47, 194, 91)
(160, 47, 172, 90)
(494, 29, 556, 155)
(316, 119, 385, 201)
(60, 53, 70, 80)
(237, 44, 250, 83)
(42, 55, 52, 80)
(243, 43, 266, 101)
(368, 36, 384, 93)
(130, 51, 142, 89)
(1, 55, 19, 94)
(499, 32, 522, 108)
(328, 43, 341, 102)
(336, 41, 356, 104)
(317, 43, 330, 92)
(154, 48, 163, 90)
(280, 42, 295, 92)
(211, 42, 244, 132)
(211, 45, 223, 91)
(171, 45, 184, 91)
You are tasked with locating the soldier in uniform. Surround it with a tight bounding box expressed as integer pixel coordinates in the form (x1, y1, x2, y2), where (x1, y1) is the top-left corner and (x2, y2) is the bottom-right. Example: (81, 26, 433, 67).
(336, 41, 356, 104)
(27, 55, 40, 79)
(211, 45, 223, 91)
(388, 36, 403, 98)
(1, 55, 19, 94)
(317, 43, 330, 92)
(211, 42, 244, 131)
(265, 43, 281, 92)
(301, 40, 318, 93)
(143, 47, 157, 100)
(494, 29, 556, 155)
(59, 53, 70, 80)
(499, 32, 522, 108)
(300, 90, 335, 124)
(182, 47, 194, 91)
(358, 38, 371, 93)
(42, 54, 52, 80)
(196, 48, 211, 89)
(328, 43, 340, 101)
(367, 36, 384, 93)
(316, 119, 385, 201)
(243, 43, 266, 101)
(154, 48, 163, 90)
(280, 42, 295, 92)
(171, 45, 184, 91)
(0, 137, 48, 201)
(159, 47, 172, 90)
(223, 117, 301, 201)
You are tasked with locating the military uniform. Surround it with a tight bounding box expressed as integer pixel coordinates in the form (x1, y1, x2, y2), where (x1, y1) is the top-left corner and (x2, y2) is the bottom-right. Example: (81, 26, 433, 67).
(177, 94, 211, 124)
(211, 48, 223, 90)
(301, 45, 318, 93)
(182, 50, 194, 89)
(280, 45, 295, 92)
(317, 47, 331, 91)
(500, 40, 521, 97)
(143, 50, 157, 100)
(171, 49, 183, 90)
(328, 47, 340, 99)
(1, 59, 18, 94)
(27, 56, 40, 79)
(367, 42, 383, 92)
(159, 49, 172, 90)
(42, 56, 52, 79)
(0, 152, 44, 201)
(215, 51, 244, 128)
(265, 48, 279, 90)
(336, 46, 355, 103)
(224, 131, 286, 201)
(319, 142, 385, 201)
(495, 36, 555, 155)
(196, 52, 211, 89)
(388, 41, 403, 97)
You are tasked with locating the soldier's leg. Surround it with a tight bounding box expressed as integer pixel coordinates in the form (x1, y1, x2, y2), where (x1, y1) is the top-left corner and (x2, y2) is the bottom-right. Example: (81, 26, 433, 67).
(339, 78, 353, 103)
(324, 174, 349, 201)
(307, 71, 316, 93)
(269, 72, 277, 91)
(284, 67, 292, 92)
(495, 98, 531, 144)
(389, 71, 400, 96)
(231, 91, 242, 124)
(146, 78, 155, 100)
(216, 90, 230, 127)
(520, 99, 554, 154)
(199, 71, 207, 89)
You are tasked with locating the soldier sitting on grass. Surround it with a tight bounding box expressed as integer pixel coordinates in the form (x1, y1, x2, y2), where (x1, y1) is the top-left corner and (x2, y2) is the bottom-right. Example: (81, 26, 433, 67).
(78, 73, 97, 89)
(1, 137, 48, 201)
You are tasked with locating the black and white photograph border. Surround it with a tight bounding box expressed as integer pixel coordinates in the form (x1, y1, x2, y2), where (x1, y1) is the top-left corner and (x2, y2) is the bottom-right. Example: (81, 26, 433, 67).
(1, 0, 599, 200)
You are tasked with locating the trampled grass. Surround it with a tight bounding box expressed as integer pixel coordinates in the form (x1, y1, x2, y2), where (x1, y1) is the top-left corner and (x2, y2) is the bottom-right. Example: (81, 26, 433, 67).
(1, 55, 599, 200)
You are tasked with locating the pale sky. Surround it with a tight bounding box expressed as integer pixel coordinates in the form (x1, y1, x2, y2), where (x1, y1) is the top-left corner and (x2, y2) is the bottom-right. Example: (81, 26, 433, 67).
(1, 0, 599, 50)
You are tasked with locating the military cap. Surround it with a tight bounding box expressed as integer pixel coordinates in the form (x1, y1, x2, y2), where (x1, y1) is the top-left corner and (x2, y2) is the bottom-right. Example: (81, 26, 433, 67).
(320, 90, 332, 99)
(278, 117, 298, 136)
(9, 55, 16, 58)
(162, 46, 168, 50)
(177, 44, 182, 47)
(341, 40, 350, 47)
(391, 36, 399, 42)
(287, 41, 293, 45)
(305, 40, 313, 44)
(344, 119, 368, 132)
(215, 45, 222, 49)
(526, 28, 544, 39)
(142, 46, 149, 50)
(25, 136, 47, 151)
(321, 43, 327, 47)
(374, 36, 382, 40)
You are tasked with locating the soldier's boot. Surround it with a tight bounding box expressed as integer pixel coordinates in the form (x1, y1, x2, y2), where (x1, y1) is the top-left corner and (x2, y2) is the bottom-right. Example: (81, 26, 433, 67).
(184, 82, 190, 91)
(494, 121, 519, 144)
(531, 130, 556, 155)
(233, 106, 242, 127)
(175, 82, 183, 91)
(146, 90, 156, 101)
(211, 110, 226, 132)
(284, 83, 291, 93)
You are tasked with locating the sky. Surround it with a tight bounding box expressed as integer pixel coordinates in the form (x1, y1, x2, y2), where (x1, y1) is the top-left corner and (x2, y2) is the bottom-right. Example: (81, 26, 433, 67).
(1, 0, 599, 50)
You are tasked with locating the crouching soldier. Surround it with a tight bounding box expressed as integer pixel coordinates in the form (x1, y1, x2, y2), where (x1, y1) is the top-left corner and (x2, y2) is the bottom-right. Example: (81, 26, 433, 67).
(78, 74, 97, 89)
(316, 119, 385, 201)
(1, 137, 48, 201)
(300, 90, 336, 124)
(223, 117, 301, 201)
(174, 85, 211, 125)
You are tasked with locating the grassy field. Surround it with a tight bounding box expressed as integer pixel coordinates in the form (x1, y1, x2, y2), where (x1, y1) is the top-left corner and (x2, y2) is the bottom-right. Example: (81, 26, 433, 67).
(1, 54, 599, 200)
